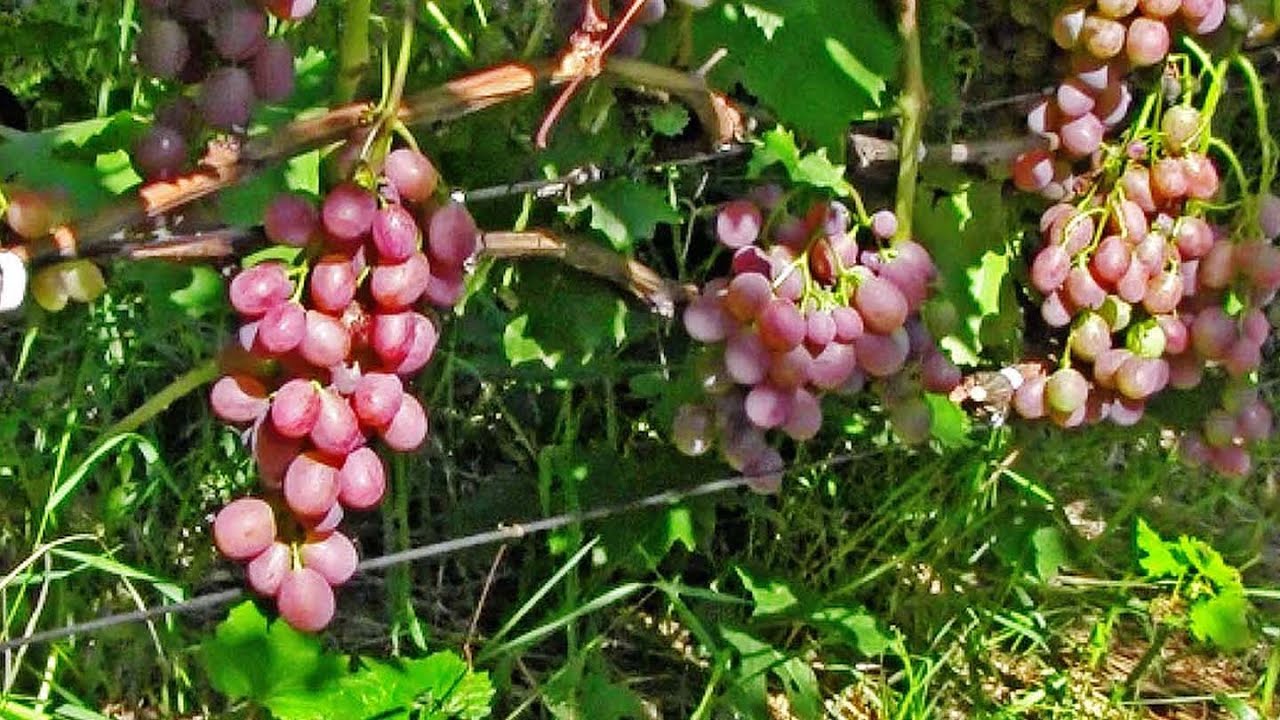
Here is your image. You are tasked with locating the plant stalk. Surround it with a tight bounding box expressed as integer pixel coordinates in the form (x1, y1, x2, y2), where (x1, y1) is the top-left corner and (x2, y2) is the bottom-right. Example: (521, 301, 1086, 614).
(893, 0, 926, 243)
(336, 0, 373, 104)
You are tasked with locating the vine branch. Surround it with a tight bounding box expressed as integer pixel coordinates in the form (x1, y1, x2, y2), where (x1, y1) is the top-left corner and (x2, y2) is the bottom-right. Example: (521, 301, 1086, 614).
(893, 0, 926, 242)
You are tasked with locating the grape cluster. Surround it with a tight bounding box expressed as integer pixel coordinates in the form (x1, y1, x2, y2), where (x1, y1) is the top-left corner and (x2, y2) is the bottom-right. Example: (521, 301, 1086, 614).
(133, 0, 315, 180)
(674, 194, 960, 490)
(1013, 98, 1279, 474)
(0, 188, 108, 313)
(1013, 0, 1225, 199)
(209, 148, 478, 632)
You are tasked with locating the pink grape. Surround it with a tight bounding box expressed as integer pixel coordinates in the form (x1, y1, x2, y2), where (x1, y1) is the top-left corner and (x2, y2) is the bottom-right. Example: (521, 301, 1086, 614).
(1210, 446, 1251, 477)
(1139, 0, 1181, 18)
(210, 374, 269, 424)
(1082, 16, 1126, 59)
(1126, 17, 1170, 66)
(277, 568, 336, 632)
(271, 378, 321, 438)
(921, 350, 962, 393)
(870, 210, 899, 240)
(1237, 400, 1273, 441)
(384, 149, 439, 203)
(1151, 158, 1188, 202)
(301, 531, 358, 585)
(724, 273, 773, 321)
(757, 298, 806, 351)
(1091, 235, 1132, 284)
(724, 331, 770, 385)
(1042, 291, 1073, 327)
(854, 275, 909, 335)
(426, 202, 479, 270)
(1191, 306, 1236, 359)
(1198, 240, 1236, 288)
(767, 346, 812, 389)
(253, 38, 296, 102)
(212, 497, 276, 561)
(200, 67, 256, 130)
(265, 194, 320, 247)
(310, 389, 365, 457)
(1053, 5, 1088, 48)
(1189, 0, 1226, 33)
(388, 312, 439, 376)
(257, 301, 307, 355)
(322, 183, 377, 244)
(422, 268, 467, 308)
(1258, 193, 1280, 240)
(744, 384, 793, 429)
(1065, 266, 1106, 309)
(782, 389, 822, 441)
(1096, 0, 1137, 17)
(381, 393, 428, 451)
(337, 446, 387, 509)
(309, 254, 358, 313)
(715, 200, 763, 249)
(230, 263, 292, 317)
(284, 451, 341, 519)
(300, 310, 351, 368)
(370, 252, 431, 310)
(246, 542, 290, 596)
(1060, 113, 1104, 156)
(371, 204, 420, 263)
(352, 372, 403, 428)
(1031, 245, 1071, 294)
(1013, 376, 1048, 419)
(308, 502, 344, 534)
(1056, 80, 1096, 118)
(370, 311, 417, 365)
(1122, 166, 1157, 212)
(683, 293, 733, 343)
(809, 342, 858, 390)
(854, 329, 909, 377)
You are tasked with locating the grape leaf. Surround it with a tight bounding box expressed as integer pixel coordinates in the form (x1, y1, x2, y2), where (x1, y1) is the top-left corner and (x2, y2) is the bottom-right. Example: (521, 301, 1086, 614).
(586, 179, 680, 252)
(200, 601, 347, 706)
(647, 103, 690, 137)
(0, 112, 146, 213)
(735, 566, 801, 616)
(747, 126, 854, 197)
(913, 175, 1021, 364)
(1188, 590, 1252, 651)
(1031, 526, 1067, 582)
(808, 606, 891, 656)
(694, 1, 899, 151)
(500, 261, 634, 368)
(1135, 518, 1185, 580)
(719, 627, 820, 719)
(925, 393, 971, 448)
(167, 266, 226, 318)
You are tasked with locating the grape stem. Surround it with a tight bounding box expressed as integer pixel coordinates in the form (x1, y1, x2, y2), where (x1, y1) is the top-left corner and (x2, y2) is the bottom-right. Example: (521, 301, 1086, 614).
(98, 358, 220, 441)
(335, 0, 373, 104)
(892, 0, 926, 244)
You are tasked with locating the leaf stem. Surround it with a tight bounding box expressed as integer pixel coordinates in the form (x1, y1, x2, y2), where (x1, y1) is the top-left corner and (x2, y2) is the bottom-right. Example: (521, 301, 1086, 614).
(99, 358, 220, 440)
(893, 0, 926, 244)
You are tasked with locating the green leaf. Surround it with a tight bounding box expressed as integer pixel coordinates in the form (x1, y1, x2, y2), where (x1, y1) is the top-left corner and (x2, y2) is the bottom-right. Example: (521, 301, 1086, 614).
(167, 266, 226, 318)
(719, 627, 819, 720)
(925, 393, 971, 447)
(735, 566, 800, 617)
(500, 261, 634, 368)
(914, 176, 1021, 364)
(1135, 518, 1185, 580)
(808, 606, 890, 656)
(0, 112, 146, 213)
(1179, 536, 1243, 592)
(200, 601, 347, 706)
(1188, 590, 1253, 651)
(747, 127, 854, 197)
(586, 179, 680, 252)
(1030, 526, 1067, 583)
(694, 1, 899, 151)
(647, 104, 690, 137)
(575, 671, 645, 720)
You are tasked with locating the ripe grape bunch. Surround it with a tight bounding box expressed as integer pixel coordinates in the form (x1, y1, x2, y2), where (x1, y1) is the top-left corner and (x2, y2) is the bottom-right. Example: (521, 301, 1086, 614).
(209, 147, 480, 632)
(1012, 92, 1279, 474)
(673, 193, 961, 491)
(1012, 0, 1225, 200)
(133, 0, 316, 181)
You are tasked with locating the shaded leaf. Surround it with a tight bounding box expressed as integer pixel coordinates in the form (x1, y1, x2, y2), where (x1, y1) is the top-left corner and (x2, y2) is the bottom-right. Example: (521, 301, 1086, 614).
(586, 179, 680, 252)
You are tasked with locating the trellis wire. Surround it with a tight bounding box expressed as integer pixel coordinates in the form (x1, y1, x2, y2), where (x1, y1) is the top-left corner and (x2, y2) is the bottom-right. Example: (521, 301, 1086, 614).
(0, 452, 868, 654)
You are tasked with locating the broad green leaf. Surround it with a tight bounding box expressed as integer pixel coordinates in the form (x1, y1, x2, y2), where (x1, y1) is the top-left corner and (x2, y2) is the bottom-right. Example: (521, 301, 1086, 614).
(1030, 526, 1067, 583)
(914, 176, 1021, 364)
(694, 1, 899, 151)
(1135, 518, 1185, 580)
(1179, 536, 1243, 592)
(1188, 590, 1253, 651)
(808, 605, 890, 656)
(575, 671, 645, 720)
(747, 127, 854, 197)
(500, 261, 634, 368)
(735, 566, 800, 616)
(925, 393, 971, 448)
(0, 112, 146, 213)
(200, 601, 347, 705)
(586, 179, 680, 252)
(719, 627, 819, 719)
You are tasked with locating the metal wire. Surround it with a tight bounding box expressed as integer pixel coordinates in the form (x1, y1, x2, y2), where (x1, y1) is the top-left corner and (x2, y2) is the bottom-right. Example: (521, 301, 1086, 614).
(0, 452, 866, 654)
